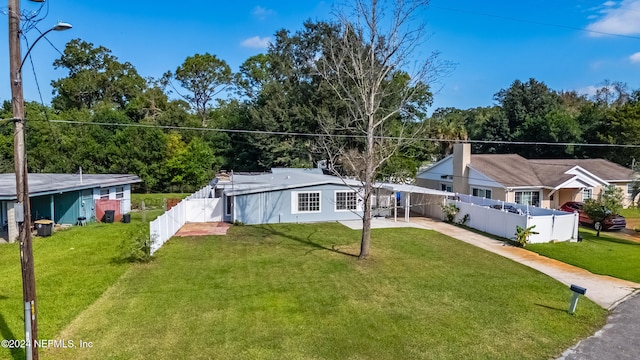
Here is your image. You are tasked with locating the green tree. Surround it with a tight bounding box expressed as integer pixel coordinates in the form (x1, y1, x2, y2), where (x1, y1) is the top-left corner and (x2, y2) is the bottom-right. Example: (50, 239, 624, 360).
(164, 53, 233, 127)
(582, 186, 624, 237)
(51, 39, 146, 110)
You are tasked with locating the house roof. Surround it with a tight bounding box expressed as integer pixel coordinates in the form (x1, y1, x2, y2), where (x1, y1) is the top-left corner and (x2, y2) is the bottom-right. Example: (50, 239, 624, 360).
(0, 173, 141, 200)
(469, 156, 634, 188)
(220, 169, 362, 196)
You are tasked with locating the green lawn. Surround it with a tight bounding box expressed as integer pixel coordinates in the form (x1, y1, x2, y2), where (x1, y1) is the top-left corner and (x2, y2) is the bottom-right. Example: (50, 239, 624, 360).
(43, 223, 607, 360)
(0, 213, 152, 360)
(528, 229, 640, 283)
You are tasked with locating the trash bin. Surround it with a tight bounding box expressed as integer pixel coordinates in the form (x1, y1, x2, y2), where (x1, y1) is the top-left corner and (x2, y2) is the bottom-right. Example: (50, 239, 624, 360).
(103, 210, 115, 223)
(122, 213, 131, 223)
(34, 219, 54, 237)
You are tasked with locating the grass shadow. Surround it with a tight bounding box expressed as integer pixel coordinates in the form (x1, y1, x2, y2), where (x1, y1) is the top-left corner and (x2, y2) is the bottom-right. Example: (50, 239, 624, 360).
(0, 313, 25, 360)
(260, 225, 359, 258)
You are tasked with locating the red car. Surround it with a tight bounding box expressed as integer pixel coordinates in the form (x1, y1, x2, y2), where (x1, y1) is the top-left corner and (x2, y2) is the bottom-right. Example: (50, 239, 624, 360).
(559, 201, 626, 231)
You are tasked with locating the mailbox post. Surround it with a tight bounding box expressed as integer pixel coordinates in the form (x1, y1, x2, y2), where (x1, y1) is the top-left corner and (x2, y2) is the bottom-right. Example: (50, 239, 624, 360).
(569, 284, 587, 314)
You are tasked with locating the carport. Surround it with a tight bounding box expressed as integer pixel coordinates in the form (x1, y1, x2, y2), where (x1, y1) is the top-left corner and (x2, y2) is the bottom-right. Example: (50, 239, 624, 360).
(380, 184, 455, 222)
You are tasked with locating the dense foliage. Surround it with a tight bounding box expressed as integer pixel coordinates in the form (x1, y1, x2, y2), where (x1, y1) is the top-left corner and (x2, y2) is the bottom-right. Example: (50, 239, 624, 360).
(2, 25, 639, 192)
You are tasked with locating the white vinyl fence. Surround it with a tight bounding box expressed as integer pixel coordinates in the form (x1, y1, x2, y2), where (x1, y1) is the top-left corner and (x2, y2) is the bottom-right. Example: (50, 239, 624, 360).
(446, 195, 579, 244)
(149, 185, 222, 255)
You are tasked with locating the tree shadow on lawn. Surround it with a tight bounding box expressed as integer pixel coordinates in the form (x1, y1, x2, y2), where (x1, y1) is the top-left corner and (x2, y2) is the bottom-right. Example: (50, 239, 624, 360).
(0, 311, 25, 360)
(259, 225, 359, 258)
(579, 230, 640, 246)
(535, 303, 570, 315)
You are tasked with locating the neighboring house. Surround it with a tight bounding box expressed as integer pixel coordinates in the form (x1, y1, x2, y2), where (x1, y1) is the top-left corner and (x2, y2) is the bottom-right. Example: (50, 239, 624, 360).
(416, 143, 635, 209)
(1, 173, 141, 242)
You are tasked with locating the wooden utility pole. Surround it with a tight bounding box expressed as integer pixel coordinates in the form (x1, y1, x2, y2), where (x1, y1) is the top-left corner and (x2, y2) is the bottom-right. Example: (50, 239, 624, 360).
(8, 0, 39, 359)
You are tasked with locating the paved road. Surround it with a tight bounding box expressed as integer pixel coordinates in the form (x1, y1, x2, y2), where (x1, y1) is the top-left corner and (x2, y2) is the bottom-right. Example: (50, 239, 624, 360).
(559, 292, 640, 360)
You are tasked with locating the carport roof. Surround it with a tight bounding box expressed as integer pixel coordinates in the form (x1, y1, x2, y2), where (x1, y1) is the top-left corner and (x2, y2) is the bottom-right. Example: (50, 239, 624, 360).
(0, 173, 141, 200)
(380, 183, 455, 196)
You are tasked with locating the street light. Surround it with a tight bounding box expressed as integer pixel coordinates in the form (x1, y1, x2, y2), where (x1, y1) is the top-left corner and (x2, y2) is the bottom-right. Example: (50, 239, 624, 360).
(19, 22, 72, 72)
(8, 1, 71, 359)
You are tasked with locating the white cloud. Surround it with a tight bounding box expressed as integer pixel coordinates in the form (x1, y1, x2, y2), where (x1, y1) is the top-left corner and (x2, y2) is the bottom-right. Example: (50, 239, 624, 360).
(586, 0, 640, 36)
(629, 51, 640, 63)
(253, 6, 276, 20)
(578, 85, 600, 97)
(241, 36, 271, 49)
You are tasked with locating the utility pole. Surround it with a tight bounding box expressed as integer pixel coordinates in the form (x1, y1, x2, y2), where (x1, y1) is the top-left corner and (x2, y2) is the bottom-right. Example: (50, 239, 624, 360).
(8, 0, 39, 359)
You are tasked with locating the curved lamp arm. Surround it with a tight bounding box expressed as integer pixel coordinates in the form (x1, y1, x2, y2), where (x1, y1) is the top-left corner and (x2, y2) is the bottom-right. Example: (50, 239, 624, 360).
(18, 22, 72, 73)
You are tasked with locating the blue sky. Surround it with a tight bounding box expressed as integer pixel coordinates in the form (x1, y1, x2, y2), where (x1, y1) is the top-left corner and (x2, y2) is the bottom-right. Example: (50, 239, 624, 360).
(2, 0, 640, 113)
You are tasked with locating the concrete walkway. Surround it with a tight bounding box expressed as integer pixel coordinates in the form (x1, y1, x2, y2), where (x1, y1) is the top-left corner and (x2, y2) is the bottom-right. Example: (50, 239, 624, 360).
(408, 217, 640, 309)
(340, 216, 640, 358)
(340, 217, 639, 309)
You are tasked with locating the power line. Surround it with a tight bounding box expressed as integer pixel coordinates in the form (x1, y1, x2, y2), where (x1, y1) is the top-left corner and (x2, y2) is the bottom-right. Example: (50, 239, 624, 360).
(46, 119, 640, 148)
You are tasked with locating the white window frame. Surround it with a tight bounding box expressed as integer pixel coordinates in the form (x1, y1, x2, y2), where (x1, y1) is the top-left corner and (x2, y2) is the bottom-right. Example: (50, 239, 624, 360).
(99, 188, 110, 200)
(514, 190, 541, 207)
(627, 184, 634, 196)
(582, 188, 593, 201)
(292, 191, 321, 214)
(471, 187, 492, 199)
(335, 191, 358, 212)
(115, 186, 124, 199)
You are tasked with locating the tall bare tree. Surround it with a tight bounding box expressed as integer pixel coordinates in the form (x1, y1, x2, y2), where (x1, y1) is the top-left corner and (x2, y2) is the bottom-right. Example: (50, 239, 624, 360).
(317, 0, 451, 258)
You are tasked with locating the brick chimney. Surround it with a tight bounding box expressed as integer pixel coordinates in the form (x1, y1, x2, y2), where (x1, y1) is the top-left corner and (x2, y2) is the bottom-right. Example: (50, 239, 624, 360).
(453, 143, 470, 195)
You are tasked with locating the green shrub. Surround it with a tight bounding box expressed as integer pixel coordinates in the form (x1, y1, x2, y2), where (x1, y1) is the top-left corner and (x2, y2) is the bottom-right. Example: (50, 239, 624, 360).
(118, 227, 153, 263)
(441, 203, 460, 223)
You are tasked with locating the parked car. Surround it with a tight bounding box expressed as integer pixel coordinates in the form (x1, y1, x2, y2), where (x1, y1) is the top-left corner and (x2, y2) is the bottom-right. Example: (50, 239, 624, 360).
(559, 201, 626, 231)
(491, 204, 524, 215)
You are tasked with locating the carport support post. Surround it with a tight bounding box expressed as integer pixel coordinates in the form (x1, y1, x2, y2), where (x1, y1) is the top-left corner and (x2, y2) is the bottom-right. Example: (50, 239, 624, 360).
(394, 192, 397, 222)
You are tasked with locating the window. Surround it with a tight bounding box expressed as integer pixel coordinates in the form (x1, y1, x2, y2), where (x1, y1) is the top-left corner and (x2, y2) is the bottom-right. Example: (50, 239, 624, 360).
(440, 183, 452, 192)
(472, 188, 492, 199)
(628, 184, 634, 195)
(100, 188, 110, 199)
(582, 188, 593, 201)
(293, 192, 321, 213)
(515, 191, 540, 207)
(115, 186, 124, 199)
(335, 191, 357, 211)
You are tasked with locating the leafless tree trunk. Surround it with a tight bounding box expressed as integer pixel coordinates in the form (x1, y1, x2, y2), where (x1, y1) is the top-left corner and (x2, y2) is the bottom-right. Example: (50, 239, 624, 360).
(317, 0, 452, 259)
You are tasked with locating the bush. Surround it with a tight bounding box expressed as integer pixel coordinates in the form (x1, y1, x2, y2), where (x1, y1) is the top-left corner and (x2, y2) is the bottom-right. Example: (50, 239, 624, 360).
(442, 203, 460, 223)
(118, 226, 153, 263)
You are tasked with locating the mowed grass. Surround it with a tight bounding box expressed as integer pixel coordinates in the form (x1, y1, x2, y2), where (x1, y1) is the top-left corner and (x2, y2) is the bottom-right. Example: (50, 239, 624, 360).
(0, 213, 151, 360)
(44, 223, 606, 360)
(528, 229, 640, 283)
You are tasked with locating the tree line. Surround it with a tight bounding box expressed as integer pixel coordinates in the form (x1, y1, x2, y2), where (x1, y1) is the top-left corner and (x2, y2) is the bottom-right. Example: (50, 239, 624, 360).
(1, 23, 639, 193)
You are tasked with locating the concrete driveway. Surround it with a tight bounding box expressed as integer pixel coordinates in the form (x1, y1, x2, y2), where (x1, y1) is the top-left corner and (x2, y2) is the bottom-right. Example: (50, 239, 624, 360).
(340, 217, 640, 309)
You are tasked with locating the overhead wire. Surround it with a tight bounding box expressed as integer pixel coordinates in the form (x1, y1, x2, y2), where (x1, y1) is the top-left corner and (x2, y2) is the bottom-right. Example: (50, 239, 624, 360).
(43, 119, 640, 149)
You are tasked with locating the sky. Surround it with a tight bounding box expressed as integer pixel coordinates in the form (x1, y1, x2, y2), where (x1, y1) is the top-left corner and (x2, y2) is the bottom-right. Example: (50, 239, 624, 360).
(1, 0, 640, 113)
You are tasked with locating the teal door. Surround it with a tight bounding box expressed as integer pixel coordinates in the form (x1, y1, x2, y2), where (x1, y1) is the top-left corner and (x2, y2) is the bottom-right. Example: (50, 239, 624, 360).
(54, 192, 81, 224)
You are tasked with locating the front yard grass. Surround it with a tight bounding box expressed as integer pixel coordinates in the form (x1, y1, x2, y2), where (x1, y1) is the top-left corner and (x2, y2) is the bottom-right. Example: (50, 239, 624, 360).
(528, 229, 640, 283)
(44, 223, 607, 360)
(0, 218, 150, 360)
